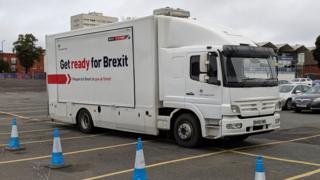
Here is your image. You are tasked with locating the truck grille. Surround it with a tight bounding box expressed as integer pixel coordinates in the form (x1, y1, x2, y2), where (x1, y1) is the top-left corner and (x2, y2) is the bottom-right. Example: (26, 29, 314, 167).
(234, 99, 278, 117)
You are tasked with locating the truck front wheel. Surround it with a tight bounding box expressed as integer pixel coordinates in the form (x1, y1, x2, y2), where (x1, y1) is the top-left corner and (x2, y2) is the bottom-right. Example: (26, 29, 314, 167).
(77, 109, 94, 133)
(173, 113, 201, 147)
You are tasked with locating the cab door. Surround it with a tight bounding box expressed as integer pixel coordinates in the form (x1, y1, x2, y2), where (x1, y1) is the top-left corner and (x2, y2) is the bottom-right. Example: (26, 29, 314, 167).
(185, 51, 223, 119)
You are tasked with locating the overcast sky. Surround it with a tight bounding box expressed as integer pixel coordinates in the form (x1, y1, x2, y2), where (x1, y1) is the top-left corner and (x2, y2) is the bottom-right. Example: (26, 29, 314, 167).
(0, 0, 319, 52)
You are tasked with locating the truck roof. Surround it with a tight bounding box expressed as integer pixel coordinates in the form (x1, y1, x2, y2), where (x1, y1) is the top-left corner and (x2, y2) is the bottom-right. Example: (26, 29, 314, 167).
(47, 15, 255, 48)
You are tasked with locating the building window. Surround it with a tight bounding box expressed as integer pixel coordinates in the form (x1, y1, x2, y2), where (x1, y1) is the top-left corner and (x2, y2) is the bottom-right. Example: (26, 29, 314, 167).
(11, 57, 16, 64)
(10, 65, 16, 72)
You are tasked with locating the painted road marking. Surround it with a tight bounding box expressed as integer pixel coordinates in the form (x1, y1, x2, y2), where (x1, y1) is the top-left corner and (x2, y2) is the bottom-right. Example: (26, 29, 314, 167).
(0, 111, 31, 119)
(230, 150, 320, 167)
(0, 134, 105, 147)
(82, 133, 320, 180)
(0, 128, 56, 135)
(285, 168, 320, 180)
(233, 133, 320, 151)
(0, 111, 50, 124)
(0, 141, 149, 165)
(9, 109, 47, 114)
(82, 150, 227, 180)
(2, 112, 320, 179)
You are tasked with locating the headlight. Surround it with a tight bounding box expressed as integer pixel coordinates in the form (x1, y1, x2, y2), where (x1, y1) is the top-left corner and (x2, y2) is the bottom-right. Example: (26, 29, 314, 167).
(231, 105, 240, 113)
(313, 98, 320, 102)
(226, 123, 242, 129)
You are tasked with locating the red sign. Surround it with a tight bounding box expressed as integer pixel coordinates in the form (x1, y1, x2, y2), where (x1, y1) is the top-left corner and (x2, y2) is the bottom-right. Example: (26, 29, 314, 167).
(48, 74, 71, 84)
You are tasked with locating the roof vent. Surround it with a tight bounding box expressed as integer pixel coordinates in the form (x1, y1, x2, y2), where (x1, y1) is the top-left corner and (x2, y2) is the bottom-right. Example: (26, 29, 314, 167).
(153, 7, 190, 18)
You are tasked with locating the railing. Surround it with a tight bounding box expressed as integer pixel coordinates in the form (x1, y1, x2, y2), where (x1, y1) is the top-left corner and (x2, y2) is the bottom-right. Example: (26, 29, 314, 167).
(0, 73, 46, 80)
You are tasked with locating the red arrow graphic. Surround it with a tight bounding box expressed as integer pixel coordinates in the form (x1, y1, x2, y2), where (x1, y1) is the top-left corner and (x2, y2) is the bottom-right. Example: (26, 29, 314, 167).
(48, 74, 71, 84)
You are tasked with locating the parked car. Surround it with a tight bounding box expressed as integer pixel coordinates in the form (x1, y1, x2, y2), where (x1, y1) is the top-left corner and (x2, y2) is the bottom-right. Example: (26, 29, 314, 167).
(293, 85, 320, 112)
(312, 80, 320, 86)
(278, 80, 290, 85)
(279, 84, 311, 110)
(291, 78, 312, 86)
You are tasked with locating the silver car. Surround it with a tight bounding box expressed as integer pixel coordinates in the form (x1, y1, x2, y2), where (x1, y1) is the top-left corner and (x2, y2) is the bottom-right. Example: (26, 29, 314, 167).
(279, 84, 311, 110)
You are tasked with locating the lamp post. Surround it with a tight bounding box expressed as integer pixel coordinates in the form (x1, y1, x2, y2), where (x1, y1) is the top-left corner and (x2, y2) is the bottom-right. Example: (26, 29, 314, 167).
(1, 40, 5, 62)
(1, 40, 4, 53)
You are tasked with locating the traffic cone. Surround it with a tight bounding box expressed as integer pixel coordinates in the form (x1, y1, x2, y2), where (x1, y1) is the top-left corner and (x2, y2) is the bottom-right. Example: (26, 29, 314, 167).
(255, 155, 266, 180)
(133, 138, 148, 180)
(47, 128, 70, 169)
(5, 118, 25, 151)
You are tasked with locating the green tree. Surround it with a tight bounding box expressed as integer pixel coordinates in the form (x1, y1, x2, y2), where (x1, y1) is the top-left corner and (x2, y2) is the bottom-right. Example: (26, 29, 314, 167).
(313, 35, 320, 68)
(12, 34, 43, 73)
(0, 59, 10, 73)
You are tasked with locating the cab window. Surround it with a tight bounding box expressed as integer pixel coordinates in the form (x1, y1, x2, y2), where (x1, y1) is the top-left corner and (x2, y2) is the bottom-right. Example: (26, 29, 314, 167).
(207, 53, 218, 84)
(190, 55, 200, 81)
(190, 53, 219, 85)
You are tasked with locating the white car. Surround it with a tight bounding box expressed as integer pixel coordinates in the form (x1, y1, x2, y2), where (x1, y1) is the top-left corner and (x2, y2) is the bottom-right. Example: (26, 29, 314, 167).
(279, 84, 311, 110)
(291, 78, 312, 86)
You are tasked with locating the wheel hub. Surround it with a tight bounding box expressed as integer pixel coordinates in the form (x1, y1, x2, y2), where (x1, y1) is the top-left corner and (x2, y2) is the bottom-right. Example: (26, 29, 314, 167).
(178, 123, 192, 140)
(81, 114, 90, 129)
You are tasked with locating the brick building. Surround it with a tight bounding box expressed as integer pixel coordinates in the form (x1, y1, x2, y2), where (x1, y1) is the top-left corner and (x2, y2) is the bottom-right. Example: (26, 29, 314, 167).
(0, 52, 44, 73)
(257, 42, 320, 79)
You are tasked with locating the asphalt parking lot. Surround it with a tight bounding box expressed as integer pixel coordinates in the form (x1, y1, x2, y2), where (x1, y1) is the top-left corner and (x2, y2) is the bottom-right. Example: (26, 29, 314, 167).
(0, 79, 320, 180)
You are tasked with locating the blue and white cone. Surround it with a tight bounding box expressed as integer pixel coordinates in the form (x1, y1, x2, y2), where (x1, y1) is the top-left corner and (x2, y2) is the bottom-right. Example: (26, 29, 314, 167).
(133, 138, 148, 180)
(5, 118, 25, 151)
(255, 156, 266, 180)
(47, 128, 70, 169)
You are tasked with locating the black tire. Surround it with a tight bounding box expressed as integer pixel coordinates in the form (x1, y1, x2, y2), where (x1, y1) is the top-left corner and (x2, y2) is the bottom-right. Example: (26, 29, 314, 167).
(173, 113, 201, 148)
(285, 99, 293, 110)
(77, 109, 94, 133)
(228, 135, 249, 142)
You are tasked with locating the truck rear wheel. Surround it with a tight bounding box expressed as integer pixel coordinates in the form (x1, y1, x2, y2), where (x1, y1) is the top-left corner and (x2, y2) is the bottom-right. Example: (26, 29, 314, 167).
(77, 109, 94, 133)
(173, 113, 201, 148)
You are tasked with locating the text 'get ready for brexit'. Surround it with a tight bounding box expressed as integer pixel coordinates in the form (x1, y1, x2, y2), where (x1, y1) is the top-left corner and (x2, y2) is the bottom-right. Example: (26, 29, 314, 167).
(60, 55, 129, 71)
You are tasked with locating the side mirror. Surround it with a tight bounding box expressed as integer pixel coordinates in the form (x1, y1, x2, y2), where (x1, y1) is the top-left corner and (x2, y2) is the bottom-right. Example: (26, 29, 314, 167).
(199, 74, 209, 83)
(199, 54, 208, 73)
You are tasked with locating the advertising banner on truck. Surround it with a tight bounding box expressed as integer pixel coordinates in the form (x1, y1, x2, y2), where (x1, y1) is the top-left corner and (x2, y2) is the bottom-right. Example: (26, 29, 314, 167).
(52, 27, 135, 107)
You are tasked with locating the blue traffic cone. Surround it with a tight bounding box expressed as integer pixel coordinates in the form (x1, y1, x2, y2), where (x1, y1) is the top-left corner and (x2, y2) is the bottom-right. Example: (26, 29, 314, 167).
(5, 118, 25, 151)
(255, 155, 266, 180)
(47, 128, 70, 169)
(133, 138, 148, 180)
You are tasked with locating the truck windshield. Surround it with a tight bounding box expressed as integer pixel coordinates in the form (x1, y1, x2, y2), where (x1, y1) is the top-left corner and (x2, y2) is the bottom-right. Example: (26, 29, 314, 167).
(222, 56, 277, 87)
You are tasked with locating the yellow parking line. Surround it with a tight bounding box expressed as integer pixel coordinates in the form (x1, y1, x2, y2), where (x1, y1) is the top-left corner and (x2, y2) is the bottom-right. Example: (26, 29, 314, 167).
(83, 133, 320, 180)
(0, 128, 56, 135)
(0, 134, 105, 147)
(285, 168, 320, 180)
(230, 150, 320, 167)
(0, 141, 148, 165)
(82, 150, 227, 180)
(233, 133, 320, 151)
(0, 111, 30, 119)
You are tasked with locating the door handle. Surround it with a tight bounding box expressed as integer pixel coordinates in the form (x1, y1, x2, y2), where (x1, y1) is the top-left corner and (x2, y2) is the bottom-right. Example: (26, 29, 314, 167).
(186, 92, 194, 95)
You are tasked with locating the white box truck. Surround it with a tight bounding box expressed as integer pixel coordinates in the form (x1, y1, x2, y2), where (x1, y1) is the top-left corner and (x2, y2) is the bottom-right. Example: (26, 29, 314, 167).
(46, 15, 281, 147)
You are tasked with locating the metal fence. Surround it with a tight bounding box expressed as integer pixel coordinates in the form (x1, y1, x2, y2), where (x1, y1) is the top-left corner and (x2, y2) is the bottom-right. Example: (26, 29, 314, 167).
(0, 73, 46, 80)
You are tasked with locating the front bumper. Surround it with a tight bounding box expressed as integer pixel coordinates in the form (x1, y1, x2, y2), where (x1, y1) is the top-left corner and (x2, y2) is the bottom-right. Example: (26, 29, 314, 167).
(293, 100, 320, 110)
(220, 113, 280, 137)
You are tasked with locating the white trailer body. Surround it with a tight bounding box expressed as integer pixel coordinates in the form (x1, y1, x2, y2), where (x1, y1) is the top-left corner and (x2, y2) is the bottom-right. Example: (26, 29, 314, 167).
(46, 15, 281, 147)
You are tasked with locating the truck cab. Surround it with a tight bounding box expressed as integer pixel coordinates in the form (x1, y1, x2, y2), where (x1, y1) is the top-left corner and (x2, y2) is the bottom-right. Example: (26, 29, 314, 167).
(159, 44, 280, 147)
